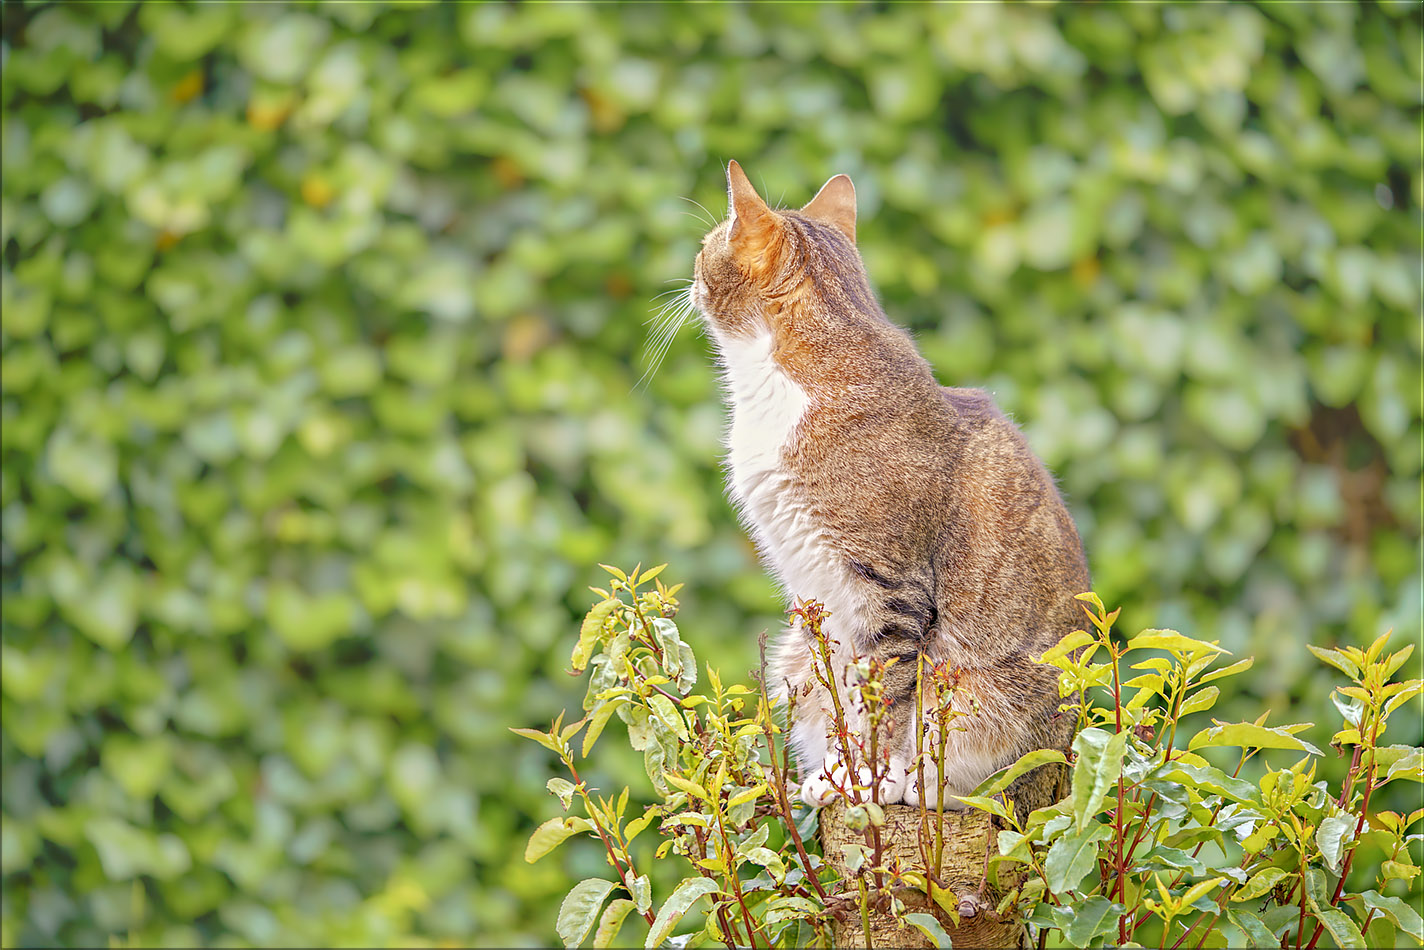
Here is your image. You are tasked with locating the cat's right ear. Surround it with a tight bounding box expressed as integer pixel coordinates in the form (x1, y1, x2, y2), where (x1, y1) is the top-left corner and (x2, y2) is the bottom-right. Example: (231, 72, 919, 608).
(800, 173, 856, 243)
(725, 160, 777, 250)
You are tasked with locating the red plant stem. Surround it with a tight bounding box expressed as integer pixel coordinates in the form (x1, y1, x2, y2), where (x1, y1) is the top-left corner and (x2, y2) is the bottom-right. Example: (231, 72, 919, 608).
(1303, 716, 1381, 950)
(1168, 911, 1206, 950)
(1109, 639, 1130, 945)
(566, 761, 657, 926)
(759, 701, 829, 900)
(709, 788, 764, 949)
(694, 827, 744, 949)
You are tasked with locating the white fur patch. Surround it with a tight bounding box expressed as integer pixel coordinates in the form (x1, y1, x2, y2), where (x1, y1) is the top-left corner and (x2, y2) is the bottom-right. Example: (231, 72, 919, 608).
(715, 329, 808, 506)
(710, 325, 876, 781)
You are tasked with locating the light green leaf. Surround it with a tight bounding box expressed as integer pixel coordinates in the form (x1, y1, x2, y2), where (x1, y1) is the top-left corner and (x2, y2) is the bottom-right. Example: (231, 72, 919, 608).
(1200, 657, 1255, 684)
(1187, 722, 1323, 756)
(1044, 821, 1111, 895)
(1179, 685, 1220, 716)
(557, 878, 617, 948)
(630, 874, 651, 915)
(1306, 645, 1361, 680)
(645, 877, 721, 948)
(1063, 895, 1125, 946)
(583, 698, 628, 757)
(593, 898, 638, 949)
(1071, 727, 1129, 832)
(1155, 761, 1260, 803)
(1232, 866, 1290, 902)
(953, 795, 1010, 821)
(971, 749, 1068, 798)
(648, 692, 689, 742)
(1227, 907, 1279, 947)
(1357, 890, 1423, 943)
(1037, 630, 1095, 664)
(1128, 629, 1228, 658)
(1315, 814, 1356, 873)
(1385, 749, 1423, 784)
(525, 816, 593, 863)
(902, 912, 954, 948)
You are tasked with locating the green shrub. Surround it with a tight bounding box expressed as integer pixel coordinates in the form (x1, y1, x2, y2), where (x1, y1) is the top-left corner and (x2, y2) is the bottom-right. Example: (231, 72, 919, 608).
(519, 565, 1422, 948)
(1, 3, 1419, 946)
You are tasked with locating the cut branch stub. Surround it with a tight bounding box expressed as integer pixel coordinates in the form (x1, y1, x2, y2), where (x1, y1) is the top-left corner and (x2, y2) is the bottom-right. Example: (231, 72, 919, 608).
(819, 762, 1066, 949)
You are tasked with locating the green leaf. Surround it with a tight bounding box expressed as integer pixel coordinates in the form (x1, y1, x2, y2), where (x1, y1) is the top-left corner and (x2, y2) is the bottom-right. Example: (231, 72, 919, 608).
(662, 771, 707, 800)
(649, 617, 683, 679)
(1044, 821, 1111, 895)
(593, 898, 638, 949)
(1227, 907, 1279, 948)
(971, 748, 1068, 798)
(1200, 657, 1255, 684)
(1385, 749, 1423, 784)
(645, 877, 721, 948)
(1357, 890, 1423, 943)
(953, 795, 1010, 820)
(510, 727, 567, 757)
(1128, 629, 1228, 658)
(573, 598, 619, 672)
(630, 874, 652, 914)
(1179, 685, 1220, 716)
(557, 878, 618, 948)
(1315, 814, 1356, 873)
(648, 692, 689, 742)
(546, 777, 576, 810)
(727, 783, 766, 807)
(1063, 895, 1125, 946)
(902, 912, 954, 948)
(525, 816, 592, 863)
(1307, 644, 1361, 680)
(1037, 629, 1095, 664)
(1070, 727, 1130, 832)
(1232, 866, 1290, 902)
(1310, 905, 1367, 949)
(583, 698, 629, 757)
(1187, 722, 1323, 756)
(1154, 761, 1261, 803)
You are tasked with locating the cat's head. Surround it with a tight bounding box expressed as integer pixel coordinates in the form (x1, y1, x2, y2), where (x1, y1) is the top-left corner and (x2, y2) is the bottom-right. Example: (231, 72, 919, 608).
(691, 161, 873, 342)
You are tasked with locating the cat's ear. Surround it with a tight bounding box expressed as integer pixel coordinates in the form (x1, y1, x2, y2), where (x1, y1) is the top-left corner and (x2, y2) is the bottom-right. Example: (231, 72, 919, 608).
(725, 160, 777, 248)
(800, 173, 856, 243)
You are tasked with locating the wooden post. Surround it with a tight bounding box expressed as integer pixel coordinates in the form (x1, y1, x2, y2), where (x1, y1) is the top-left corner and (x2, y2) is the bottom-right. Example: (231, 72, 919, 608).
(818, 763, 1065, 949)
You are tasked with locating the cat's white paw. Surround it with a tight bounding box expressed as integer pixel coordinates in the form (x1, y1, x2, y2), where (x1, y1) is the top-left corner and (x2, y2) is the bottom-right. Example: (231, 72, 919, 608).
(901, 779, 968, 810)
(800, 756, 915, 807)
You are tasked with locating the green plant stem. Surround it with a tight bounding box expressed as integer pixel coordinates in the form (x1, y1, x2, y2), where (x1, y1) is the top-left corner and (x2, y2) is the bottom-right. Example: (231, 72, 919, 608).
(856, 874, 875, 950)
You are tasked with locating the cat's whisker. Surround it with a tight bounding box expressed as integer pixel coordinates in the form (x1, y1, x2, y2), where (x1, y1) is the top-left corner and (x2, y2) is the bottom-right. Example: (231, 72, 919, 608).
(679, 196, 720, 230)
(680, 208, 718, 231)
(634, 303, 694, 392)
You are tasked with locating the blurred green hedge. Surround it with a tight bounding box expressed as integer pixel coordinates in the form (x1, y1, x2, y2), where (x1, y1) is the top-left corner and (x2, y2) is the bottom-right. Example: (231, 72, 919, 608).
(1, 1, 1419, 946)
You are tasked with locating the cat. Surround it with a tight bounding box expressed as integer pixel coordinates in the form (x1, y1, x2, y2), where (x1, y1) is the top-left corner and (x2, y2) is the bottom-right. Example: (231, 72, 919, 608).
(688, 161, 1090, 808)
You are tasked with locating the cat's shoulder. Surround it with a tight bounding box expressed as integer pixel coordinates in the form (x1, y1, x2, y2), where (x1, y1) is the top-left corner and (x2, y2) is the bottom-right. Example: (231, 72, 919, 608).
(937, 385, 1009, 429)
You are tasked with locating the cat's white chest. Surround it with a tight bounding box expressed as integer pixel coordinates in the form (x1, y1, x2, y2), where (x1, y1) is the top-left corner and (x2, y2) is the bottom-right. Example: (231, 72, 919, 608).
(714, 330, 853, 616)
(717, 330, 809, 506)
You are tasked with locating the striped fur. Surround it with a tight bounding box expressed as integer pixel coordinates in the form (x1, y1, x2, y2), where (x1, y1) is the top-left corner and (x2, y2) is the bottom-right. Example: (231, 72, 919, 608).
(690, 162, 1090, 806)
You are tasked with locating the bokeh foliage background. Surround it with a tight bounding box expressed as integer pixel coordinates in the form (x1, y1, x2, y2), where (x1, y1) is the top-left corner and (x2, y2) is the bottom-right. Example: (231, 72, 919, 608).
(1, 1, 1420, 946)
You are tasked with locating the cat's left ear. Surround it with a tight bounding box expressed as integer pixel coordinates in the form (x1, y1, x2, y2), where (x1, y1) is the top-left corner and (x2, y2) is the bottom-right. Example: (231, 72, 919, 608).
(800, 173, 856, 243)
(726, 160, 777, 249)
